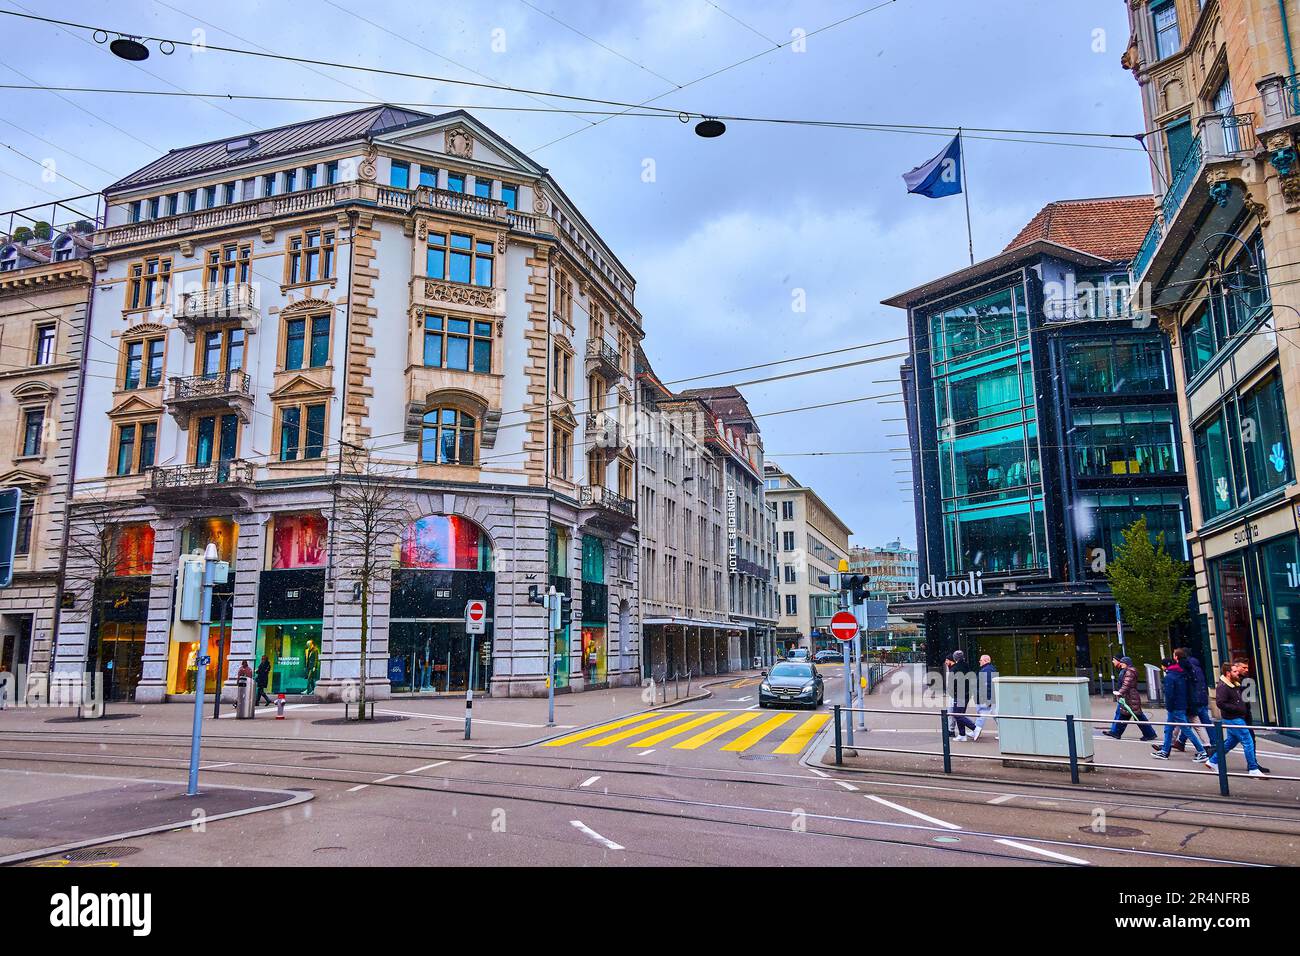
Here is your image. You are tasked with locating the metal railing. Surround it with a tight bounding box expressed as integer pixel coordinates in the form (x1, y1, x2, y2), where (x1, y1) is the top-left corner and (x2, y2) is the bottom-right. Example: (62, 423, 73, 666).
(829, 705, 1300, 798)
(180, 283, 258, 320)
(579, 484, 635, 518)
(150, 458, 255, 490)
(413, 185, 506, 221)
(166, 370, 252, 403)
(654, 668, 694, 703)
(1258, 73, 1300, 126)
(585, 338, 623, 375)
(1161, 132, 1203, 226)
(1131, 216, 1162, 284)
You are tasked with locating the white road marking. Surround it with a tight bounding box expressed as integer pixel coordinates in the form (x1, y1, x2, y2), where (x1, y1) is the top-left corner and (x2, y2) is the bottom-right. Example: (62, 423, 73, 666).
(807, 768, 830, 778)
(835, 781, 859, 791)
(570, 820, 624, 851)
(406, 762, 449, 773)
(579, 776, 601, 788)
(218, 703, 318, 719)
(346, 784, 369, 793)
(376, 709, 572, 729)
(200, 762, 235, 770)
(457, 753, 478, 760)
(987, 793, 1016, 805)
(373, 774, 400, 783)
(996, 839, 1091, 865)
(866, 794, 962, 830)
(729, 696, 753, 702)
(637, 749, 655, 756)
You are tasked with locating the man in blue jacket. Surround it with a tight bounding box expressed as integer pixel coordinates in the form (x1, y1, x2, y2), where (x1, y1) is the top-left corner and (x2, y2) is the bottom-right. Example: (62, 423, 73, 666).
(1170, 647, 1214, 753)
(1152, 657, 1207, 761)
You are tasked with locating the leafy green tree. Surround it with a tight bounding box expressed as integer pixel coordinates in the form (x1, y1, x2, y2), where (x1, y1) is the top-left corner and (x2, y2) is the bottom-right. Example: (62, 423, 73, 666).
(1106, 517, 1193, 647)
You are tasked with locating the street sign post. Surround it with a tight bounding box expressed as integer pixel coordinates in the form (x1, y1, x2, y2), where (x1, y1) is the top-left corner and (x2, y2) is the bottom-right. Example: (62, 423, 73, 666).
(464, 600, 488, 738)
(829, 611, 858, 643)
(830, 611, 858, 746)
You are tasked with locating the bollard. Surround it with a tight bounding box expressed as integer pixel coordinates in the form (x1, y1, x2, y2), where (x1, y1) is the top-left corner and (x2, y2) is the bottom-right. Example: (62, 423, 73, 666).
(940, 709, 952, 774)
(275, 693, 286, 719)
(833, 704, 843, 766)
(1065, 714, 1080, 785)
(1213, 719, 1230, 797)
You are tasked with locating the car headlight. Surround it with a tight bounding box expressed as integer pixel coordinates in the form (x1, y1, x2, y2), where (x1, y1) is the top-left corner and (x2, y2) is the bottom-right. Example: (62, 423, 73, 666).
(760, 682, 771, 692)
(801, 681, 815, 693)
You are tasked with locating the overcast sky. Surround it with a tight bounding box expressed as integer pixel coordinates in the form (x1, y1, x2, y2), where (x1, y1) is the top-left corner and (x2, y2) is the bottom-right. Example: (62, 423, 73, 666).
(0, 0, 1148, 548)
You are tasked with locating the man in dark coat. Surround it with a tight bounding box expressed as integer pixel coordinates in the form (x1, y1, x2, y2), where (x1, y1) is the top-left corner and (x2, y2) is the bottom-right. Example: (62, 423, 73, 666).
(944, 650, 977, 740)
(255, 654, 273, 706)
(1205, 659, 1266, 777)
(1171, 647, 1213, 752)
(1152, 658, 1207, 761)
(1101, 656, 1157, 740)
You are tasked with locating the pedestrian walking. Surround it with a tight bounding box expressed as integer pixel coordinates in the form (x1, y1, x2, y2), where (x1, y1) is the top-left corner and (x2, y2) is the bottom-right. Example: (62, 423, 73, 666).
(255, 654, 273, 706)
(1205, 659, 1268, 777)
(945, 650, 977, 741)
(1171, 647, 1215, 753)
(1100, 656, 1157, 741)
(1151, 657, 1207, 762)
(971, 653, 996, 741)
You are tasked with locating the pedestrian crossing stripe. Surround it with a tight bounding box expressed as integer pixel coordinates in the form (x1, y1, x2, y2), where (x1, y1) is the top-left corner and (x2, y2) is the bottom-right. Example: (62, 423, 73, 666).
(541, 709, 833, 755)
(626, 711, 726, 747)
(721, 712, 795, 751)
(581, 711, 698, 747)
(771, 713, 829, 754)
(540, 711, 666, 747)
(673, 712, 758, 750)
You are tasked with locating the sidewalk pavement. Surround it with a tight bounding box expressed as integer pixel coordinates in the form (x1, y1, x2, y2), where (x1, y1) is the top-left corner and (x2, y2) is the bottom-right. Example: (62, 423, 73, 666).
(0, 672, 756, 750)
(0, 767, 309, 865)
(819, 665, 1300, 804)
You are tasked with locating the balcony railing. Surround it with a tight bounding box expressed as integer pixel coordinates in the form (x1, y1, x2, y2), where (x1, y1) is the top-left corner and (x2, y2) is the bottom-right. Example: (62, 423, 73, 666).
(579, 484, 635, 519)
(413, 186, 505, 220)
(166, 370, 252, 403)
(1131, 217, 1162, 284)
(1258, 73, 1300, 128)
(1161, 132, 1203, 227)
(180, 283, 258, 323)
(586, 339, 623, 378)
(586, 412, 630, 448)
(150, 459, 254, 492)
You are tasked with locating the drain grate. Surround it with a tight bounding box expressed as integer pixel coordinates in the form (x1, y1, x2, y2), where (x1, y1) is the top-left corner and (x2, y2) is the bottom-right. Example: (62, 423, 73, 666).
(738, 754, 778, 761)
(65, 845, 142, 862)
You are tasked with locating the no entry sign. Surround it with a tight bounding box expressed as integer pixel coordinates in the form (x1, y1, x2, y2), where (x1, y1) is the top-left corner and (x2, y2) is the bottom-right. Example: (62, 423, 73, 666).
(829, 611, 858, 643)
(465, 599, 487, 634)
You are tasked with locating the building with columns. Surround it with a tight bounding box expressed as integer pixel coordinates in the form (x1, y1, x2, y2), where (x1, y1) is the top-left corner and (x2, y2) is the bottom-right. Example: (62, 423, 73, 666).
(1120, 0, 1300, 732)
(58, 105, 641, 703)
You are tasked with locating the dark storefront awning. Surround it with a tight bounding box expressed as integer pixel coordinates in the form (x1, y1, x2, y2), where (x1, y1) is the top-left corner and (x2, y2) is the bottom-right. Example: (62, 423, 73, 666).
(895, 590, 1115, 621)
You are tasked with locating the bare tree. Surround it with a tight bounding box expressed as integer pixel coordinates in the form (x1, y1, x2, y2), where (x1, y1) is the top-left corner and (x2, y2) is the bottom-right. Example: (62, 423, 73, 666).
(331, 445, 407, 720)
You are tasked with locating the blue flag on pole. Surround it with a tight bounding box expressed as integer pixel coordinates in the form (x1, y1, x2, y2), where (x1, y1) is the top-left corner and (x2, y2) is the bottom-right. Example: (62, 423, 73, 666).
(903, 134, 963, 198)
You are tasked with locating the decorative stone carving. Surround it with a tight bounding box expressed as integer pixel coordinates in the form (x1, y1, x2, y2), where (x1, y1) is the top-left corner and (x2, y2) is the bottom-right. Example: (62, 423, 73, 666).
(496, 233, 507, 253)
(1282, 175, 1300, 213)
(179, 239, 194, 258)
(1270, 146, 1298, 179)
(1206, 167, 1235, 208)
(358, 144, 379, 182)
(445, 126, 474, 159)
(424, 280, 497, 310)
(1243, 195, 1270, 228)
(416, 219, 428, 241)
(532, 188, 548, 215)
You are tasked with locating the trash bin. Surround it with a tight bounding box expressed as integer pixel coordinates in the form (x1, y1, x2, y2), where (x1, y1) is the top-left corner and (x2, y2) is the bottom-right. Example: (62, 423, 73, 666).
(236, 676, 255, 719)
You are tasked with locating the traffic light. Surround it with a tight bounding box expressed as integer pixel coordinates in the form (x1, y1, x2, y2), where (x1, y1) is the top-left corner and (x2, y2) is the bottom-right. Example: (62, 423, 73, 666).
(842, 574, 870, 606)
(816, 572, 840, 590)
(559, 593, 572, 629)
(527, 584, 546, 606)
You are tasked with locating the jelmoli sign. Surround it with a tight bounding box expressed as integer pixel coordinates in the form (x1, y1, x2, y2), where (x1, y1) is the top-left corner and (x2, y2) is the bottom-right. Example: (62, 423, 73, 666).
(906, 571, 984, 601)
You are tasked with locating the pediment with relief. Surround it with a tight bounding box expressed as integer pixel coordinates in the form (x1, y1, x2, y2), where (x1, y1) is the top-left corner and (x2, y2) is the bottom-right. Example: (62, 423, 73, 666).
(269, 373, 334, 402)
(11, 380, 57, 402)
(107, 394, 162, 418)
(0, 468, 49, 490)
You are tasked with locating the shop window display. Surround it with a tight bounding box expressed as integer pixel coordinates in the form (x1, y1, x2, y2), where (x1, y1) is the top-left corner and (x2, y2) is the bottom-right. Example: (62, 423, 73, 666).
(269, 512, 328, 569)
(167, 626, 232, 695)
(399, 514, 492, 570)
(113, 523, 155, 576)
(257, 622, 322, 695)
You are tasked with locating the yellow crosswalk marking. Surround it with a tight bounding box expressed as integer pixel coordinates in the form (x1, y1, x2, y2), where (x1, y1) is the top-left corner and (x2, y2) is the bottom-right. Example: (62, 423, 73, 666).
(626, 711, 725, 747)
(541, 711, 664, 747)
(582, 711, 697, 747)
(771, 713, 830, 754)
(721, 712, 795, 752)
(672, 712, 758, 750)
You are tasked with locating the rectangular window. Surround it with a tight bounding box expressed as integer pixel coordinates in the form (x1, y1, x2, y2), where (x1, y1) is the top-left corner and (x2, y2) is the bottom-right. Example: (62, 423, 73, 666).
(139, 421, 157, 470)
(390, 161, 410, 189)
(1152, 1, 1181, 60)
(21, 408, 44, 457)
(1071, 408, 1179, 477)
(146, 338, 165, 387)
(127, 256, 172, 310)
(123, 337, 163, 389)
(203, 186, 217, 209)
(115, 423, 136, 476)
(1077, 491, 1187, 578)
(14, 500, 32, 556)
(124, 341, 144, 390)
(34, 324, 56, 365)
(785, 594, 797, 616)
(305, 404, 326, 459)
(285, 169, 298, 193)
(426, 232, 492, 287)
(1066, 335, 1169, 394)
(279, 406, 301, 462)
(326, 161, 340, 185)
(263, 174, 277, 197)
(782, 531, 795, 551)
(287, 229, 335, 284)
(206, 242, 251, 287)
(222, 182, 236, 205)
(1194, 409, 1236, 520)
(474, 179, 491, 199)
(1239, 370, 1292, 499)
(309, 315, 330, 367)
(419, 167, 438, 188)
(780, 501, 794, 520)
(501, 183, 518, 210)
(285, 319, 305, 370)
(449, 233, 472, 283)
(446, 173, 465, 193)
(304, 165, 318, 190)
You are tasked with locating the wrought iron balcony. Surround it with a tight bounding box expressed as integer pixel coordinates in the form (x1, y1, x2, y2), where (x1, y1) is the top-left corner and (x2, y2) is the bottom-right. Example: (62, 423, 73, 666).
(164, 370, 254, 423)
(578, 484, 636, 533)
(177, 284, 259, 337)
(586, 411, 630, 449)
(146, 459, 256, 509)
(585, 338, 623, 380)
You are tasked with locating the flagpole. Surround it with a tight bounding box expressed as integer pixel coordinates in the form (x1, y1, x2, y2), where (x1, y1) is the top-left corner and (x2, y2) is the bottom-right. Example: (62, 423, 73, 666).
(959, 128, 974, 266)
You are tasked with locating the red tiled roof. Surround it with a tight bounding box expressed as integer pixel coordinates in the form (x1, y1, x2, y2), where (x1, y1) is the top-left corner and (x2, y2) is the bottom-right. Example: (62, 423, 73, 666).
(1003, 195, 1155, 262)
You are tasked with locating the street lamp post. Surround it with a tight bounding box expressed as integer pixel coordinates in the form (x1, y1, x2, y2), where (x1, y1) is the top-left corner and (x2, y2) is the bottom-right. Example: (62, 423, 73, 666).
(186, 542, 218, 796)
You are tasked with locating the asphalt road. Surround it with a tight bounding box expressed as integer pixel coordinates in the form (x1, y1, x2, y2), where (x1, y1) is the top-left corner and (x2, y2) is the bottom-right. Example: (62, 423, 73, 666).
(2, 669, 1297, 867)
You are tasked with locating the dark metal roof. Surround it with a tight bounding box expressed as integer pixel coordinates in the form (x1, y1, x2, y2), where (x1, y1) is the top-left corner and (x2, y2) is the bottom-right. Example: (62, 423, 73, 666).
(106, 104, 440, 193)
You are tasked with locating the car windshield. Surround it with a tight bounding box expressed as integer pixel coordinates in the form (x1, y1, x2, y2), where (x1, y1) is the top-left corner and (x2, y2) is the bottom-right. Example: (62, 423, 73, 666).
(770, 663, 812, 679)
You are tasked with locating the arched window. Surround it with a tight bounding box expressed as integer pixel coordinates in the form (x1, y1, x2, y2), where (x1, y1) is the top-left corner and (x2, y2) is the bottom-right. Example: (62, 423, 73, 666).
(421, 407, 477, 465)
(398, 515, 492, 570)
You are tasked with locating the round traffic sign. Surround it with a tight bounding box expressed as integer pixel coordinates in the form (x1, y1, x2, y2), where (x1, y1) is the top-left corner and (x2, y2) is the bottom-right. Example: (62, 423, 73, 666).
(467, 600, 486, 622)
(829, 611, 858, 643)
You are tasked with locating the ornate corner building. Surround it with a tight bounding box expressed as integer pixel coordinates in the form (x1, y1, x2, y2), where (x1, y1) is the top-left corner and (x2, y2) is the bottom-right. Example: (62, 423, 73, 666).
(1123, 0, 1300, 733)
(56, 105, 643, 703)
